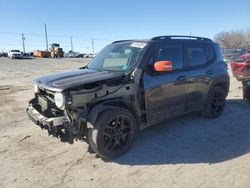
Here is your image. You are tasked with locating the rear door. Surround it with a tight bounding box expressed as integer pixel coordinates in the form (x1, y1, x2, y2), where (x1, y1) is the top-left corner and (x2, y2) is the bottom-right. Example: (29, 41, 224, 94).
(184, 43, 215, 112)
(143, 44, 187, 126)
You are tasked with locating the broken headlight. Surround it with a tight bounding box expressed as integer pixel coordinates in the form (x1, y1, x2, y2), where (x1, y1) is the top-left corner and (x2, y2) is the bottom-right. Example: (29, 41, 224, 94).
(54, 92, 65, 110)
(34, 85, 39, 93)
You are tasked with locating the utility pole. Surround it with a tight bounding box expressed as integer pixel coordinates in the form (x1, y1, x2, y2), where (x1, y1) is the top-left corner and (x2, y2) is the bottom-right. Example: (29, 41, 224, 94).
(44, 24, 48, 51)
(21, 33, 25, 54)
(91, 37, 94, 54)
(70, 36, 73, 52)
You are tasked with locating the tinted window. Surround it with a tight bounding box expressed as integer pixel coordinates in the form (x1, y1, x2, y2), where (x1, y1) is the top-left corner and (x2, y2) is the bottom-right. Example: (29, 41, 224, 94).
(187, 46, 206, 66)
(155, 44, 183, 70)
(206, 44, 215, 62)
(214, 44, 223, 61)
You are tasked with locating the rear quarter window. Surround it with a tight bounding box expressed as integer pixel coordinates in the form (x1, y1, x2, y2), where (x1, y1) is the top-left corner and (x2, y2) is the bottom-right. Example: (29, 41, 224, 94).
(206, 44, 215, 62)
(214, 44, 223, 61)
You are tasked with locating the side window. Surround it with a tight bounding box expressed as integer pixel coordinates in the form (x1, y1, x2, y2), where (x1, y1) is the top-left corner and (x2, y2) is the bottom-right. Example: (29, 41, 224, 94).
(206, 44, 215, 62)
(154, 44, 183, 70)
(187, 46, 206, 66)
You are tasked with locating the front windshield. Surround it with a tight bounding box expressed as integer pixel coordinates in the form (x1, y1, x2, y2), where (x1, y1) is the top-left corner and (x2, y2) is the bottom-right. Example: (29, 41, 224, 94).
(11, 50, 20, 52)
(87, 42, 147, 71)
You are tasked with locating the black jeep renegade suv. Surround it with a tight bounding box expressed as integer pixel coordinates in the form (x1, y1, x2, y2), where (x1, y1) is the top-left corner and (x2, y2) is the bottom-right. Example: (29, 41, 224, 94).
(27, 35, 230, 159)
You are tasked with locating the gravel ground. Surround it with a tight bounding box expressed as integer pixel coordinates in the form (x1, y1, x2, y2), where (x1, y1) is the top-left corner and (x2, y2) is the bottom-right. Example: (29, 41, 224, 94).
(0, 57, 250, 188)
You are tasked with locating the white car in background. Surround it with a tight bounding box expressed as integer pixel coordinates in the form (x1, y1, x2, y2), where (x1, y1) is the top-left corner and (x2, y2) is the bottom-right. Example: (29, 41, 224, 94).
(8, 49, 23, 59)
(83, 53, 96, 58)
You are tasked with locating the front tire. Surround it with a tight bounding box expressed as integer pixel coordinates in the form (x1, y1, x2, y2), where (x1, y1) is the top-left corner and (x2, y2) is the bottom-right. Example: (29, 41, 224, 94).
(88, 108, 137, 159)
(203, 86, 226, 118)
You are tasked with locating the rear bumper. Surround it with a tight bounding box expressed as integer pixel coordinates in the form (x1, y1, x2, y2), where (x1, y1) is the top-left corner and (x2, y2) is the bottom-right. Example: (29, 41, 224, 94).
(26, 105, 68, 128)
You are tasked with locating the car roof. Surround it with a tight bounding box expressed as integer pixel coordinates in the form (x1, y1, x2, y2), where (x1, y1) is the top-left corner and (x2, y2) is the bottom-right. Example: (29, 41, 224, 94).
(112, 35, 214, 45)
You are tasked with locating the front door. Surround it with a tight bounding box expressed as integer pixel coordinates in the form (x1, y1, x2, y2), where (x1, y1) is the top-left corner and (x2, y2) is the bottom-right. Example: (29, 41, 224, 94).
(143, 44, 187, 126)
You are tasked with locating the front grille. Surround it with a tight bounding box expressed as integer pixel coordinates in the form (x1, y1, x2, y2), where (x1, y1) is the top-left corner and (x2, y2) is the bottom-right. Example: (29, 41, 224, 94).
(36, 93, 63, 118)
(39, 88, 55, 102)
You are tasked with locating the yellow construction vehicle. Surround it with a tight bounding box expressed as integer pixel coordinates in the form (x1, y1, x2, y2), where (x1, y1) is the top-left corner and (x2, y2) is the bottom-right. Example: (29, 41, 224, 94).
(50, 43, 64, 58)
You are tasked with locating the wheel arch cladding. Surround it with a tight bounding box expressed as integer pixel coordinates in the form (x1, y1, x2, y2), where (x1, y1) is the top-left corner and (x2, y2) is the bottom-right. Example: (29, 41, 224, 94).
(86, 100, 138, 129)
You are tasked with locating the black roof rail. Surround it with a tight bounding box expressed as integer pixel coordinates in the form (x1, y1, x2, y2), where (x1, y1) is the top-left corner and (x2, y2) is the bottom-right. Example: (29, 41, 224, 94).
(112, 40, 133, 44)
(151, 35, 212, 41)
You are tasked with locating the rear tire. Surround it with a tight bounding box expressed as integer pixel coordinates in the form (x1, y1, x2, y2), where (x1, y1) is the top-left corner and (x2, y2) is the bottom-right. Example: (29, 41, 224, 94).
(88, 108, 137, 159)
(203, 86, 226, 118)
(243, 81, 250, 100)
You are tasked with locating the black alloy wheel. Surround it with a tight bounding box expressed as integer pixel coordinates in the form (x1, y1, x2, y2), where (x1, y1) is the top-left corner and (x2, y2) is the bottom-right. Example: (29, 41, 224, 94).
(203, 86, 226, 118)
(88, 108, 137, 159)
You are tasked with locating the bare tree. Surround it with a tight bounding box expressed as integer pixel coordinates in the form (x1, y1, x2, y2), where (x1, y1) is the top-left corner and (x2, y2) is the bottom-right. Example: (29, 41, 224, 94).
(246, 28, 250, 49)
(214, 29, 250, 49)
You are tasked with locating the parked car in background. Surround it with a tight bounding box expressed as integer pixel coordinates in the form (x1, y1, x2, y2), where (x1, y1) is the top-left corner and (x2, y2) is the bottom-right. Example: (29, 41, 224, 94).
(64, 51, 84, 58)
(23, 52, 33, 57)
(0, 52, 8, 57)
(230, 53, 250, 81)
(27, 35, 229, 159)
(8, 49, 23, 59)
(83, 53, 96, 58)
(230, 53, 250, 100)
(223, 49, 248, 63)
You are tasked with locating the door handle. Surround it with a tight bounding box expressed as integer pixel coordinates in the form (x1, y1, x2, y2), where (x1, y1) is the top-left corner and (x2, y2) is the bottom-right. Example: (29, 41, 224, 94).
(177, 75, 187, 81)
(206, 70, 214, 75)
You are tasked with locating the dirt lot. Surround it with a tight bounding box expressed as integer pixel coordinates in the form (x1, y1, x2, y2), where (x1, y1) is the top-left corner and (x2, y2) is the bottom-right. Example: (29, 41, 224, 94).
(0, 57, 250, 188)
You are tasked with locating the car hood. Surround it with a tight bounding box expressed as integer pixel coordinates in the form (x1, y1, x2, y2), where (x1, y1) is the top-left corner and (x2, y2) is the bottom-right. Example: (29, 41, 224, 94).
(33, 68, 125, 92)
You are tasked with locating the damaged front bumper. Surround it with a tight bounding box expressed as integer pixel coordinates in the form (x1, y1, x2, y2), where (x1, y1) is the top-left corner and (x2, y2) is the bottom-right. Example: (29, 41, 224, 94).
(26, 102, 69, 136)
(26, 98, 89, 139)
(27, 105, 68, 127)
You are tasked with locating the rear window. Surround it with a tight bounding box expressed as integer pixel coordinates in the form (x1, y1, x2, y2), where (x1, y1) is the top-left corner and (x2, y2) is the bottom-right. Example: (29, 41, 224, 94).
(235, 58, 245, 63)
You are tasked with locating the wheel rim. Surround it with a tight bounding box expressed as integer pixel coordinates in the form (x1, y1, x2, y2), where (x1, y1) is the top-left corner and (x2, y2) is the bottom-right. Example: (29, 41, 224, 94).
(211, 91, 225, 115)
(102, 115, 133, 152)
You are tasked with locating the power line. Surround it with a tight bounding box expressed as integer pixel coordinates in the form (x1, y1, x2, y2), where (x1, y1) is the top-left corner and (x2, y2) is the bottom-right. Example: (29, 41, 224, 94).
(0, 31, 114, 41)
(0, 30, 113, 53)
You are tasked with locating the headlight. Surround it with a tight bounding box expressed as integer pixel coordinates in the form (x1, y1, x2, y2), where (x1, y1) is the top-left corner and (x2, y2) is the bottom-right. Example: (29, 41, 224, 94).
(54, 92, 65, 109)
(34, 85, 39, 93)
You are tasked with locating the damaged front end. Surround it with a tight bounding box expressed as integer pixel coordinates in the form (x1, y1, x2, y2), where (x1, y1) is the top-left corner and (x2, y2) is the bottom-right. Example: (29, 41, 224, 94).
(26, 40, 147, 144)
(26, 87, 72, 137)
(26, 73, 140, 140)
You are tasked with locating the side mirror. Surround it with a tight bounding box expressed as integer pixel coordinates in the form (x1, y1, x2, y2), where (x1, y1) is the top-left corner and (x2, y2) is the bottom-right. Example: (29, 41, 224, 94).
(154, 61, 173, 72)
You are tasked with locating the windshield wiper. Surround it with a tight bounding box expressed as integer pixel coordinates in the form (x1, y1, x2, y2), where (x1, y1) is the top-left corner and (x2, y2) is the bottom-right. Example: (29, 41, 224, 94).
(79, 65, 88, 69)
